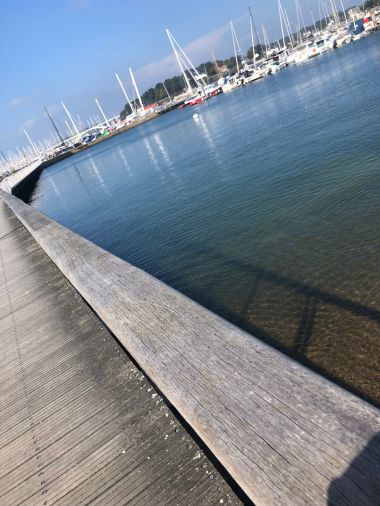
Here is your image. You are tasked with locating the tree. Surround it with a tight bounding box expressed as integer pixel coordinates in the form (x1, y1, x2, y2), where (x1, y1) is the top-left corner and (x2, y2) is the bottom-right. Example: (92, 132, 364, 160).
(364, 0, 377, 8)
(247, 44, 264, 60)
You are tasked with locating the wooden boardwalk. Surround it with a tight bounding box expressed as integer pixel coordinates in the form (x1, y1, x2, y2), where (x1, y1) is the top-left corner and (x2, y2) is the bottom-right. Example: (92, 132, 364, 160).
(0, 200, 243, 505)
(1, 188, 380, 505)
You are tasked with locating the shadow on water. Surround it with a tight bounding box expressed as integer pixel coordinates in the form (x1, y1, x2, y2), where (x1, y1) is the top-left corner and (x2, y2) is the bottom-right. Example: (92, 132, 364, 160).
(14, 168, 44, 202)
(328, 432, 380, 505)
(177, 242, 380, 408)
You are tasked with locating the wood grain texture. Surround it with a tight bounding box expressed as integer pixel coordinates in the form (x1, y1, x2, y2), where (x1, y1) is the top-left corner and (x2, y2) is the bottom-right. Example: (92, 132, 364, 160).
(2, 189, 379, 506)
(0, 199, 242, 506)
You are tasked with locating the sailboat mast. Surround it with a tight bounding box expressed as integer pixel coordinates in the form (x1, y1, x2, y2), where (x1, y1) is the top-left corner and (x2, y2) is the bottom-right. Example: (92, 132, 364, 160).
(340, 0, 348, 24)
(248, 8, 256, 64)
(61, 101, 80, 137)
(322, 1, 330, 26)
(278, 0, 285, 48)
(44, 106, 65, 145)
(262, 25, 270, 55)
(329, 0, 339, 25)
(163, 83, 172, 103)
(212, 53, 222, 79)
(249, 7, 263, 57)
(0, 151, 8, 164)
(65, 120, 74, 138)
(168, 31, 208, 88)
(230, 21, 240, 73)
(94, 98, 110, 127)
(16, 146, 24, 162)
(295, 0, 302, 44)
(283, 8, 295, 46)
(24, 129, 39, 157)
(115, 73, 136, 115)
(297, 0, 307, 36)
(166, 29, 192, 93)
(311, 10, 317, 32)
(129, 68, 144, 114)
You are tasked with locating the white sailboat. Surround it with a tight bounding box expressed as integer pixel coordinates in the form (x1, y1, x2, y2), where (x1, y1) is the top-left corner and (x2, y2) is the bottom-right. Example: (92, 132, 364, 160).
(294, 42, 320, 64)
(94, 98, 110, 129)
(166, 29, 208, 91)
(240, 8, 266, 84)
(115, 72, 137, 119)
(222, 21, 244, 93)
(166, 29, 222, 105)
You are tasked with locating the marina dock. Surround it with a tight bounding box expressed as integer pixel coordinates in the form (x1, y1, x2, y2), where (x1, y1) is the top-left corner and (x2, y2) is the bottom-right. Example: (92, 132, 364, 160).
(0, 161, 379, 505)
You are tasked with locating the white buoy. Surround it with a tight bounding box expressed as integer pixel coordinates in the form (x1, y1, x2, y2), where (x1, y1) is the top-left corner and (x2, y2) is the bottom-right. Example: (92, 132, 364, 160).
(193, 113, 199, 120)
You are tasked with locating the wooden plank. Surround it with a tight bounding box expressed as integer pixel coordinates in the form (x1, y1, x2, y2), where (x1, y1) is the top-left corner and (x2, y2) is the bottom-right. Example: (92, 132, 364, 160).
(0, 200, 242, 506)
(2, 190, 380, 505)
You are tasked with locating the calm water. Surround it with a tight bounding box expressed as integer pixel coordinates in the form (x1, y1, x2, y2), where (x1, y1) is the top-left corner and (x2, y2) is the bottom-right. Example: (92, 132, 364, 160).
(28, 34, 380, 406)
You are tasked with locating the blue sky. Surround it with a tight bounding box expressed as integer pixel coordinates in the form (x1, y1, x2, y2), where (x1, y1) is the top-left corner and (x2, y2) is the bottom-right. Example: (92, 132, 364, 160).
(0, 0, 355, 152)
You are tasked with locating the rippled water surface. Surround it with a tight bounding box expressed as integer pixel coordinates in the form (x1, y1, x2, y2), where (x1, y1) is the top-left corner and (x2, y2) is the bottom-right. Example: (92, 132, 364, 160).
(28, 34, 380, 405)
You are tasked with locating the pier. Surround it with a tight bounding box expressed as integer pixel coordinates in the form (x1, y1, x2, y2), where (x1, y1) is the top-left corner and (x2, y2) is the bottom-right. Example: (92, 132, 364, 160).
(0, 162, 379, 505)
(0, 195, 243, 505)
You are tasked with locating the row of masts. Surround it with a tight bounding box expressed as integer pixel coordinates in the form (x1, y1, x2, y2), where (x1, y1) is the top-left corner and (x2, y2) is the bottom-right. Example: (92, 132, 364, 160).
(1, 0, 366, 174)
(1, 65, 147, 174)
(167, 0, 354, 92)
(246, 0, 351, 60)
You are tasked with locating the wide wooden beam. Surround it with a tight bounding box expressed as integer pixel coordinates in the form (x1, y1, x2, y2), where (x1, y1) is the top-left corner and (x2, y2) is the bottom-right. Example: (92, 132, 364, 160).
(2, 189, 379, 505)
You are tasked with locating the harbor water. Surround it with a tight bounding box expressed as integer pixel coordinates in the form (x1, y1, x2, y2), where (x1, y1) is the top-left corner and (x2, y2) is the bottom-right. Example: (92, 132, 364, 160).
(27, 34, 380, 406)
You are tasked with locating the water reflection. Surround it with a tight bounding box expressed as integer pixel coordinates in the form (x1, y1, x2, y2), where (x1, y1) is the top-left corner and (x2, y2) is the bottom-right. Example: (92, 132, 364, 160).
(143, 137, 165, 180)
(196, 115, 216, 151)
(74, 165, 95, 201)
(88, 157, 111, 197)
(152, 133, 183, 190)
(48, 178, 68, 209)
(27, 34, 380, 407)
(194, 114, 227, 179)
(153, 133, 172, 168)
(117, 148, 134, 178)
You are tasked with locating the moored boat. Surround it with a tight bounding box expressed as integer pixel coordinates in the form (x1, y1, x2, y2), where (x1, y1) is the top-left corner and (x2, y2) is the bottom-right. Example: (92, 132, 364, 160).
(222, 75, 243, 93)
(294, 42, 319, 64)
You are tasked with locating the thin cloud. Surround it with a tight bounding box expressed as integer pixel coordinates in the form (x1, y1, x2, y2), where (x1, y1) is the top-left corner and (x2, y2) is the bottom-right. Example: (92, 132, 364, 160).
(19, 118, 38, 132)
(46, 103, 63, 115)
(8, 97, 25, 109)
(65, 0, 90, 12)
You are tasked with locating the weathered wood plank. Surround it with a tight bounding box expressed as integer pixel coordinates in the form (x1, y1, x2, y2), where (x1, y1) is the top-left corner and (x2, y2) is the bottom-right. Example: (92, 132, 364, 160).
(2, 189, 380, 505)
(0, 200, 242, 506)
